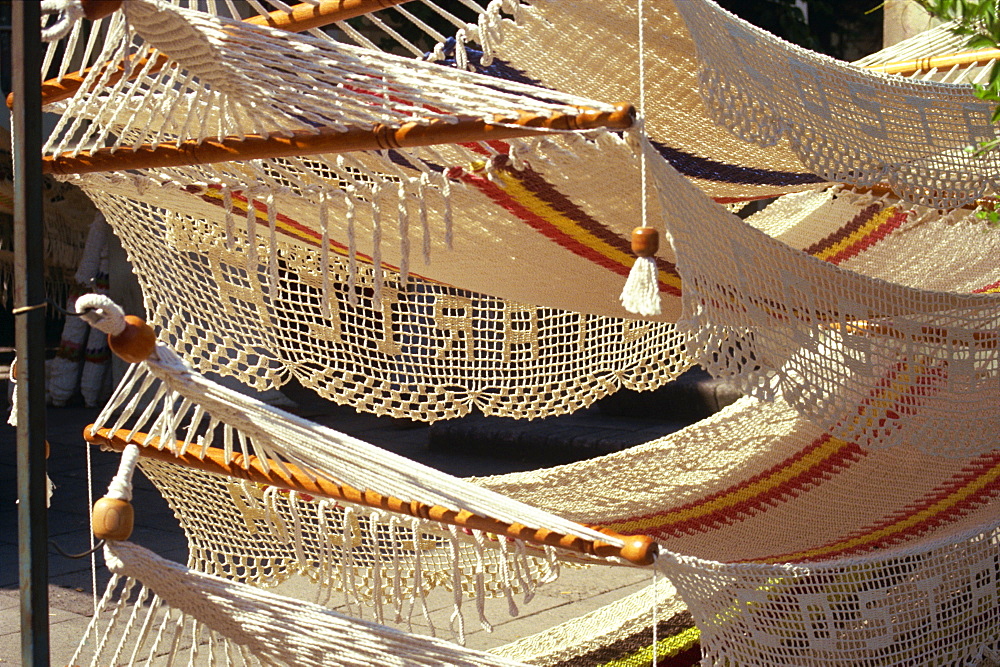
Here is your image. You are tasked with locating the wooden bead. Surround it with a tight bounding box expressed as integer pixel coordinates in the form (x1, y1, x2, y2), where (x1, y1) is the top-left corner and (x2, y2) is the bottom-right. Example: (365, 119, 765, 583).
(92, 497, 134, 541)
(618, 534, 658, 566)
(80, 0, 124, 21)
(108, 316, 156, 363)
(631, 227, 659, 257)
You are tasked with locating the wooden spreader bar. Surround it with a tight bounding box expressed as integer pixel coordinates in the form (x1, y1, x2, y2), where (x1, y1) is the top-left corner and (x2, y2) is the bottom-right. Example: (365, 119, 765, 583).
(866, 48, 1000, 76)
(42, 105, 636, 175)
(245, 0, 415, 32)
(85, 426, 659, 566)
(13, 0, 418, 110)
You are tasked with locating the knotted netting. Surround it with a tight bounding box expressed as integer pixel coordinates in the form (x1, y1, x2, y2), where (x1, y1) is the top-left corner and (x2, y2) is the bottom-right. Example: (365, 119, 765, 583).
(71, 132, 691, 421)
(33, 0, 1000, 664)
(38, 0, 702, 420)
(642, 142, 1000, 455)
(78, 329, 1000, 665)
(675, 0, 1000, 208)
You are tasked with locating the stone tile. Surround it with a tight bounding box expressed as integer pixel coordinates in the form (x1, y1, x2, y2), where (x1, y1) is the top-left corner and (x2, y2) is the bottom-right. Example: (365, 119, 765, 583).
(0, 607, 16, 643)
(0, 630, 22, 664)
(49, 614, 99, 667)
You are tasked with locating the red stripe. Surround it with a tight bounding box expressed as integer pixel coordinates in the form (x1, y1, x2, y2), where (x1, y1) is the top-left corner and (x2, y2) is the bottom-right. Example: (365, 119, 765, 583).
(823, 208, 908, 265)
(456, 169, 676, 292)
(974, 278, 1000, 293)
(626, 435, 865, 540)
(771, 451, 1000, 563)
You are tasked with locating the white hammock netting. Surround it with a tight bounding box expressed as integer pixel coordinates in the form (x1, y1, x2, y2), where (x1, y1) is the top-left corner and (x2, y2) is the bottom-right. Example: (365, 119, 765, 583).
(644, 143, 1000, 456)
(26, 0, 1000, 664)
(50, 0, 1000, 426)
(44, 0, 697, 421)
(675, 0, 1000, 209)
(77, 346, 1000, 665)
(76, 143, 689, 421)
(44, 1, 630, 159)
(426, 0, 827, 202)
(75, 540, 530, 667)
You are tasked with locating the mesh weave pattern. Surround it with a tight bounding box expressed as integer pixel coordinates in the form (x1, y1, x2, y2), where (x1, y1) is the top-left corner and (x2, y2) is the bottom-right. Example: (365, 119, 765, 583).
(675, 0, 1000, 208)
(648, 147, 1000, 455)
(141, 458, 561, 613)
(80, 164, 686, 421)
(662, 520, 1000, 666)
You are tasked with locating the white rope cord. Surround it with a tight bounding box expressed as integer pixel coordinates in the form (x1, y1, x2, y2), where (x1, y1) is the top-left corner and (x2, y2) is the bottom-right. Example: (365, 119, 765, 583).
(75, 293, 127, 336)
(76, 295, 628, 549)
(40, 0, 85, 43)
(46, 0, 624, 159)
(94, 540, 531, 666)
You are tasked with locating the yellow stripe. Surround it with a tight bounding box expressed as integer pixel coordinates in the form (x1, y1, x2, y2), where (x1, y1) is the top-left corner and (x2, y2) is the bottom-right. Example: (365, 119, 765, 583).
(812, 206, 897, 262)
(598, 626, 701, 667)
(603, 434, 848, 533)
(756, 459, 1000, 563)
(496, 171, 682, 291)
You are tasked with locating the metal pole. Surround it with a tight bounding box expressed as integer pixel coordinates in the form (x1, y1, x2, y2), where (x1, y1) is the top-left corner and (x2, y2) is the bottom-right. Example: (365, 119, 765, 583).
(12, 2, 50, 665)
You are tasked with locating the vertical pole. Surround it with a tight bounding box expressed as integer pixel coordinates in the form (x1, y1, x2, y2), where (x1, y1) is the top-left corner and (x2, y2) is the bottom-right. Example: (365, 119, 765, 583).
(12, 2, 50, 666)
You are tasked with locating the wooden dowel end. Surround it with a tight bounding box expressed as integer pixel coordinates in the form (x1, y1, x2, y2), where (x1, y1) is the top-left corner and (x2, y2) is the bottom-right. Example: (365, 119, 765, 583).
(84, 425, 658, 566)
(107, 315, 157, 363)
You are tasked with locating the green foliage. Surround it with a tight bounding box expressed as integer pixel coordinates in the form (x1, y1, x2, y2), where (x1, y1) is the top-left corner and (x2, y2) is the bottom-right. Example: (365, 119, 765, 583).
(915, 0, 1000, 120)
(915, 0, 1000, 223)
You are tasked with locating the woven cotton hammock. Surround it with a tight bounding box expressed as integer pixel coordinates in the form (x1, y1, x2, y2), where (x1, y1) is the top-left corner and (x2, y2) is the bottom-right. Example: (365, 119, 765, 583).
(640, 142, 1000, 455)
(33, 0, 703, 420)
(675, 0, 1000, 209)
(30, 2, 1000, 664)
(75, 313, 1000, 665)
(44, 0, 1000, 423)
(309, 0, 992, 202)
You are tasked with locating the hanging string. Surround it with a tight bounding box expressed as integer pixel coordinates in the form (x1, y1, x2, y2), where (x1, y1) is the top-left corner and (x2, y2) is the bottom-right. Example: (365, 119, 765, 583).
(619, 0, 662, 317)
(319, 190, 332, 320)
(652, 566, 659, 665)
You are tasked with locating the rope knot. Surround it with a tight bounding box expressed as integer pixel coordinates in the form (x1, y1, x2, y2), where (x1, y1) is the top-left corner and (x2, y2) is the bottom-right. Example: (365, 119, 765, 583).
(76, 294, 127, 336)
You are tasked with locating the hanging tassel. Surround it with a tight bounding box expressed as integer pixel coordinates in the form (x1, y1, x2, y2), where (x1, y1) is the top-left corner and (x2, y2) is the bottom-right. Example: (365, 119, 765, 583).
(620, 227, 661, 316)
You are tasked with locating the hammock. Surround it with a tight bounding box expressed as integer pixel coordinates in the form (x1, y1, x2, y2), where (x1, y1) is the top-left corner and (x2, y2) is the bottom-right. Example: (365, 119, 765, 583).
(634, 137, 1000, 454)
(41, 1, 983, 201)
(32, 0, 701, 421)
(29, 2, 1000, 664)
(675, 0, 1000, 208)
(45, 0, 998, 424)
(75, 312, 1000, 665)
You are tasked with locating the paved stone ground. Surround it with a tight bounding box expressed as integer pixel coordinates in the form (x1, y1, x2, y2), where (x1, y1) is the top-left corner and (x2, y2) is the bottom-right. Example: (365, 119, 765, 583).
(0, 372, 738, 665)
